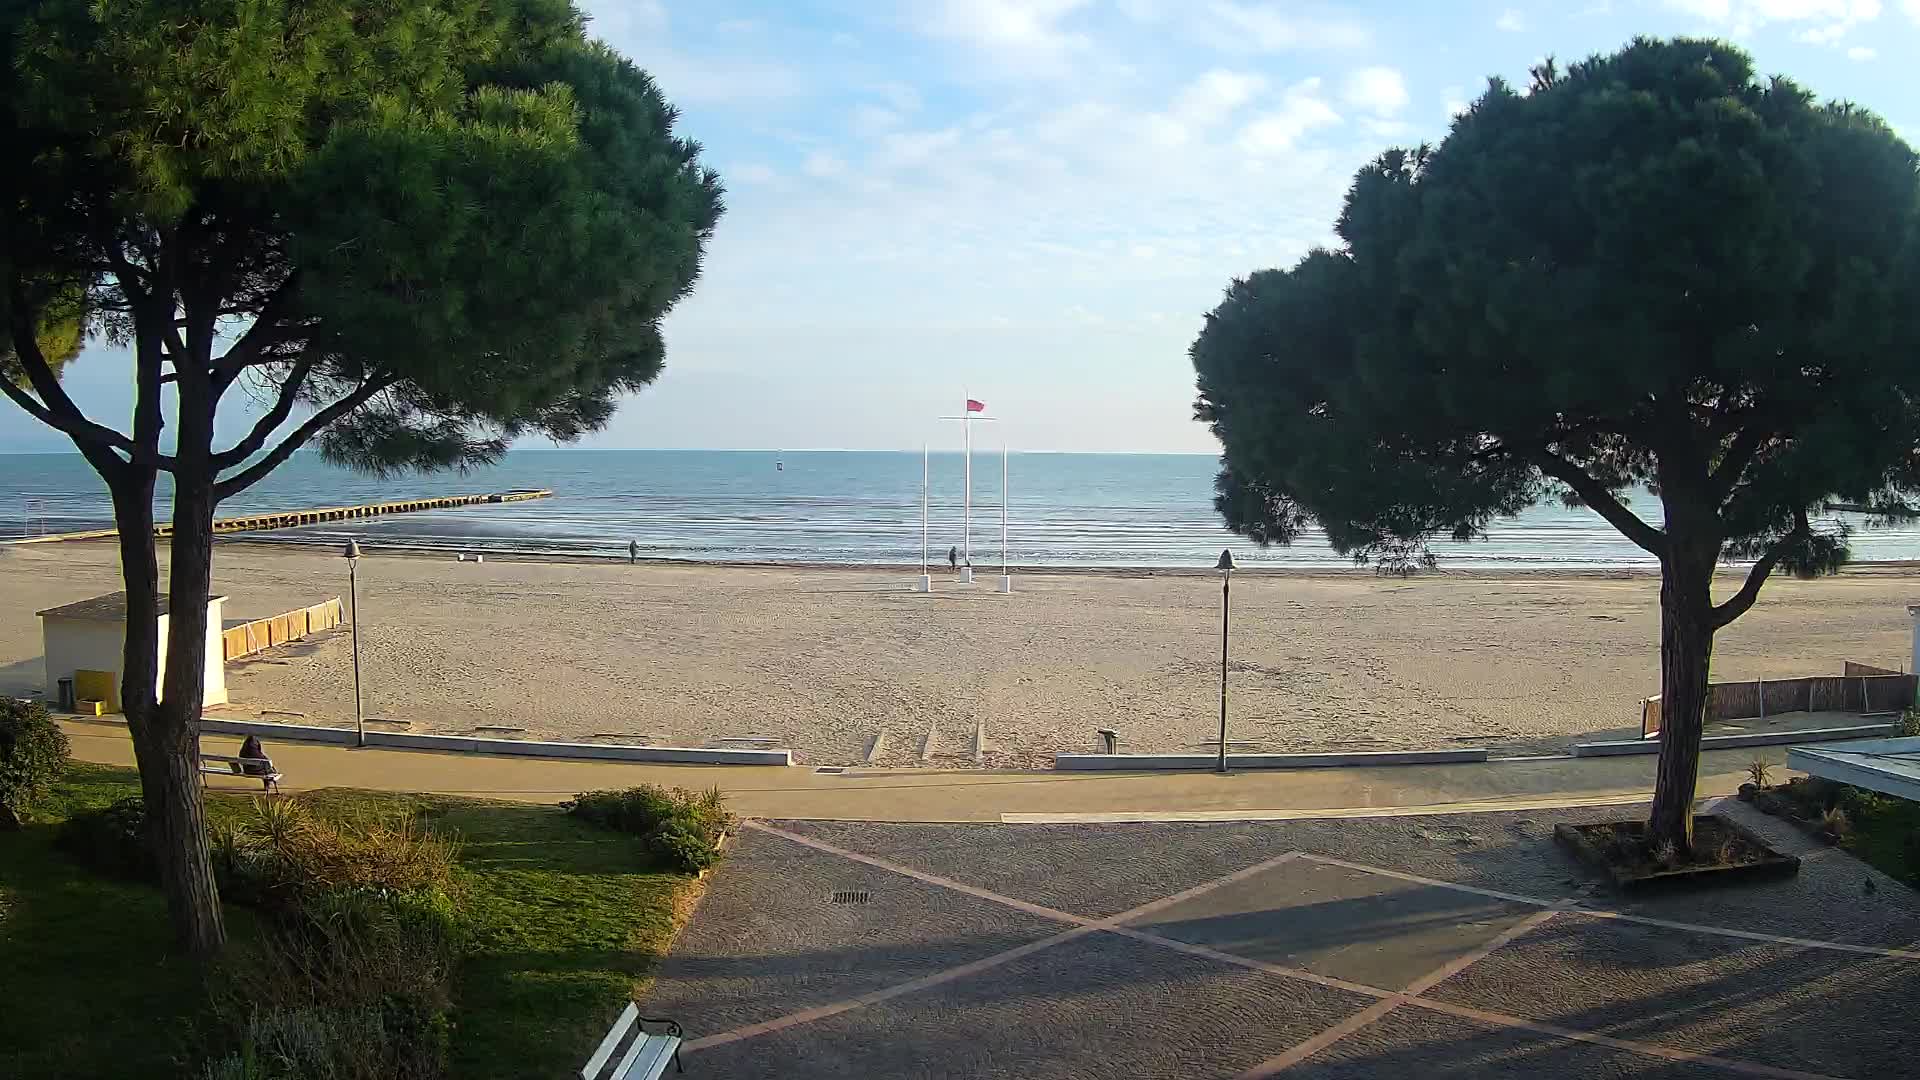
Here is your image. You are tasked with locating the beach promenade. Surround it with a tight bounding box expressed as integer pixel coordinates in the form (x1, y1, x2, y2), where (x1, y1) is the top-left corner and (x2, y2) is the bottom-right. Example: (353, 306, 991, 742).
(64, 717, 1785, 821)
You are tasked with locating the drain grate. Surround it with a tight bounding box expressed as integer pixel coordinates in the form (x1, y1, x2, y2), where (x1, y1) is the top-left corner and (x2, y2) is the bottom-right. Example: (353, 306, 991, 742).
(830, 890, 872, 905)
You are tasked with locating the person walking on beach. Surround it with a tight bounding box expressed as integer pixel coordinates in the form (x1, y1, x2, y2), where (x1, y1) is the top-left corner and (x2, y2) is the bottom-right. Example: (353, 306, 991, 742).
(948, 545, 959, 572)
(629, 539, 639, 565)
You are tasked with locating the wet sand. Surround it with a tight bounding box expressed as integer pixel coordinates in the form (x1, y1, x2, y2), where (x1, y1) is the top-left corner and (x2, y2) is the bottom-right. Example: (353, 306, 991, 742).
(2, 540, 1915, 767)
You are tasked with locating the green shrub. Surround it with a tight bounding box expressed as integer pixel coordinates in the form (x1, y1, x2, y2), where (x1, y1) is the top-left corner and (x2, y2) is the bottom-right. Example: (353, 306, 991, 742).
(0, 698, 69, 827)
(562, 784, 734, 873)
(204, 886, 460, 1080)
(215, 799, 459, 908)
(57, 796, 152, 878)
(1897, 706, 1920, 738)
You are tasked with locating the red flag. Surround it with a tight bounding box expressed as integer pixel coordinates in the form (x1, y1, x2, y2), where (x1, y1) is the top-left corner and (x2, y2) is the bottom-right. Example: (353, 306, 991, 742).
(966, 399, 985, 413)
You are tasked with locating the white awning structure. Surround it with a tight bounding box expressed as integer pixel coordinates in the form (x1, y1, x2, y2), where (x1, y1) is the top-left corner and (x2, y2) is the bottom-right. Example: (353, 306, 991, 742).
(1787, 738, 1920, 801)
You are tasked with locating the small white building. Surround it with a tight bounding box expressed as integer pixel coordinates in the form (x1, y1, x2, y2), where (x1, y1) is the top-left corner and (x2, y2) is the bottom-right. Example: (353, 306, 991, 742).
(38, 591, 228, 710)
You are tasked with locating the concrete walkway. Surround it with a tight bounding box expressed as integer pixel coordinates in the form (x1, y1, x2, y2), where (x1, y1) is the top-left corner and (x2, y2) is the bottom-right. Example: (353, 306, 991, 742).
(63, 718, 1793, 822)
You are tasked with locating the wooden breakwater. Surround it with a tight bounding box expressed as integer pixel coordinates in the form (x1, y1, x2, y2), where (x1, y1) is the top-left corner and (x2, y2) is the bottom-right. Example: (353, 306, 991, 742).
(7, 489, 551, 544)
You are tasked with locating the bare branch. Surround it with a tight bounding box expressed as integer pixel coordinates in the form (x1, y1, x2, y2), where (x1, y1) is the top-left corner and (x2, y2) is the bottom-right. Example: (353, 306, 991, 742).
(1710, 509, 1810, 630)
(1530, 449, 1668, 556)
(213, 374, 397, 501)
(211, 353, 316, 468)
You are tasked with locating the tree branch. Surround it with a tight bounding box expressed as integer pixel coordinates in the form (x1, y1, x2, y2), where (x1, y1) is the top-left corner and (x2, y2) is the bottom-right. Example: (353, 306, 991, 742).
(212, 273, 300, 383)
(5, 306, 143, 462)
(1708, 424, 1770, 504)
(211, 353, 316, 469)
(213, 374, 397, 501)
(1710, 510, 1810, 630)
(1530, 449, 1669, 556)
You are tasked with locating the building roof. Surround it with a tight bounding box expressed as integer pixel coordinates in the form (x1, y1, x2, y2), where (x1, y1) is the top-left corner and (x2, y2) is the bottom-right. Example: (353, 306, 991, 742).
(36, 591, 227, 622)
(1787, 737, 1920, 802)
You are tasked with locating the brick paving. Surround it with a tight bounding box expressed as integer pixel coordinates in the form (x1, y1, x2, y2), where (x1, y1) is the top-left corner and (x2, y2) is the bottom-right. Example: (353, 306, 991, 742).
(643, 802, 1920, 1078)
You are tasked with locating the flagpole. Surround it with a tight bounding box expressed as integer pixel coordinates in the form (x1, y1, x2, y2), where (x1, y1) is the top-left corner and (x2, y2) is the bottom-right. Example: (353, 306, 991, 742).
(914, 442, 931, 593)
(962, 395, 973, 582)
(997, 442, 1012, 593)
(922, 443, 929, 575)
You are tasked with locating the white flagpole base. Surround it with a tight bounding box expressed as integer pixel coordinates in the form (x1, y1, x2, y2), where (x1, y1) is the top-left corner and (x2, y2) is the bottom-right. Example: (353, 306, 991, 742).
(997, 575, 1013, 593)
(959, 567, 974, 584)
(913, 575, 932, 593)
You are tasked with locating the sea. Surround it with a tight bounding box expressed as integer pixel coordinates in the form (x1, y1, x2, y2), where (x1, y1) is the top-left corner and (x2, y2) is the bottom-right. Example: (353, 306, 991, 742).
(4, 448, 1920, 569)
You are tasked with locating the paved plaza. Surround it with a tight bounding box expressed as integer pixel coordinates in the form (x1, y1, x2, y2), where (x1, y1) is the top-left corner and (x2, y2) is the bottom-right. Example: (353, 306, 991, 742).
(645, 802, 1920, 1078)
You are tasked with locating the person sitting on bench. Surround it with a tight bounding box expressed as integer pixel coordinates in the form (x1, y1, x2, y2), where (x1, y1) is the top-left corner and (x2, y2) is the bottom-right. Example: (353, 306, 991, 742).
(234, 735, 275, 791)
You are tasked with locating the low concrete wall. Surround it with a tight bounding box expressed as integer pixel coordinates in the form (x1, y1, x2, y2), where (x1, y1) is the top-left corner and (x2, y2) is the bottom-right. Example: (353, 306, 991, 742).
(201, 717, 359, 745)
(195, 716, 791, 765)
(1573, 723, 1898, 758)
(1053, 748, 1490, 771)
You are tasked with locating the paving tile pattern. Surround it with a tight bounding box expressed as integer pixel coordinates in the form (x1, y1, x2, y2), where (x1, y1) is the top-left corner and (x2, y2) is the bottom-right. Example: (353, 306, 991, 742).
(684, 932, 1377, 1080)
(644, 806, 1920, 1079)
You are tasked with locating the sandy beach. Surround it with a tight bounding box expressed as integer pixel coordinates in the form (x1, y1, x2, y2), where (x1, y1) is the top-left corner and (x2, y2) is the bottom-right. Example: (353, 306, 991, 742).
(3, 539, 1917, 768)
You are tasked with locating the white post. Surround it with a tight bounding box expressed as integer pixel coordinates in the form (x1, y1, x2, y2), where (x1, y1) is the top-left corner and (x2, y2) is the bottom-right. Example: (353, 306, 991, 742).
(997, 443, 1012, 593)
(915, 444, 932, 593)
(960, 401, 974, 583)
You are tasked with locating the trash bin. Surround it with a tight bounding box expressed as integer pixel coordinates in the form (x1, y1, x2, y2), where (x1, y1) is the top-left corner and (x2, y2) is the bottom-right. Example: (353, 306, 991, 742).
(57, 677, 75, 712)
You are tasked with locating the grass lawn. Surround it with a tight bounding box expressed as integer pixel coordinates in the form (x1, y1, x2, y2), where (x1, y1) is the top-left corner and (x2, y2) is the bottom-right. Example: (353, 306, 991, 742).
(1841, 792, 1920, 886)
(0, 763, 701, 1080)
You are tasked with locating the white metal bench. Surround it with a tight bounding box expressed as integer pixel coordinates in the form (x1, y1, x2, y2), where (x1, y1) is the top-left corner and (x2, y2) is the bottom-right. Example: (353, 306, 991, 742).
(198, 752, 282, 793)
(581, 1002, 683, 1079)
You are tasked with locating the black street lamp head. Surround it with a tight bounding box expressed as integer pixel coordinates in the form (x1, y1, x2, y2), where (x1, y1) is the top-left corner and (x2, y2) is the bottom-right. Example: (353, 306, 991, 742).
(343, 538, 361, 560)
(1215, 548, 1237, 573)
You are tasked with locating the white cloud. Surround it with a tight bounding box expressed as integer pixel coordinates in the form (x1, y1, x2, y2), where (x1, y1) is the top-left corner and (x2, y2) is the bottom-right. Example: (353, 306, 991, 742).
(1496, 8, 1527, 30)
(923, 0, 1093, 57)
(1906, 0, 1920, 21)
(1442, 86, 1470, 119)
(1342, 66, 1408, 115)
(1237, 79, 1342, 155)
(1848, 44, 1878, 58)
(871, 82, 923, 114)
(1665, 0, 1881, 41)
(1199, 1, 1370, 52)
(853, 104, 903, 137)
(802, 151, 846, 178)
(715, 18, 761, 34)
(733, 164, 778, 185)
(1170, 70, 1268, 126)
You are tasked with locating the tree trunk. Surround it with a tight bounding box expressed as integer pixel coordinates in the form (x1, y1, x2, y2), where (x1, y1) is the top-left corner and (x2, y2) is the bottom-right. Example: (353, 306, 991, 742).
(159, 433, 229, 957)
(1647, 545, 1717, 855)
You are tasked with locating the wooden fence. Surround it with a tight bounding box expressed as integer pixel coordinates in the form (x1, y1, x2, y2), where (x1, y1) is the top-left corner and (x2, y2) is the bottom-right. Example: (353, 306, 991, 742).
(221, 598, 343, 663)
(1640, 661, 1915, 738)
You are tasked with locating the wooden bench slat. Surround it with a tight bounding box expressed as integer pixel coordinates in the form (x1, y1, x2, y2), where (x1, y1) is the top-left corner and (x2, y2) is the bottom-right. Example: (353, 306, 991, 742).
(613, 1034, 679, 1080)
(581, 1002, 639, 1080)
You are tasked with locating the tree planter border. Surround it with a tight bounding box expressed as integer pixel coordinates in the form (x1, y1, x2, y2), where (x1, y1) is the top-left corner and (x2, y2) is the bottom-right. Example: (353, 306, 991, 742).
(1554, 816, 1801, 892)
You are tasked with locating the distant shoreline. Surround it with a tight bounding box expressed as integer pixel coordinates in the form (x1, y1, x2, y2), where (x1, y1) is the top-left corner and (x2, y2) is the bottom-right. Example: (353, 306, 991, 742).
(171, 535, 1920, 579)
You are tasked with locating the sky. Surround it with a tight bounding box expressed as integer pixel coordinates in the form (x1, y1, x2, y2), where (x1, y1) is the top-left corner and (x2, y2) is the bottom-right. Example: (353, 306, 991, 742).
(11, 0, 1920, 455)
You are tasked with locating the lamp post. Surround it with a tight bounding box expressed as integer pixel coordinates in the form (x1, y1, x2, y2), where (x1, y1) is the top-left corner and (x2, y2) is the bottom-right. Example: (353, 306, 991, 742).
(1216, 548, 1236, 774)
(344, 539, 364, 748)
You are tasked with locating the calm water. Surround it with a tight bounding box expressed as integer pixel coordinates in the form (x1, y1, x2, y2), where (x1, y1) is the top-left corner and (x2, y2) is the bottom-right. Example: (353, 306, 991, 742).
(4, 449, 1919, 568)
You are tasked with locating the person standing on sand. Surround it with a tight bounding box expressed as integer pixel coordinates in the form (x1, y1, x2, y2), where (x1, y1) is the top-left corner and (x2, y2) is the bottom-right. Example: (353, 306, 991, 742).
(629, 539, 639, 565)
(949, 545, 959, 572)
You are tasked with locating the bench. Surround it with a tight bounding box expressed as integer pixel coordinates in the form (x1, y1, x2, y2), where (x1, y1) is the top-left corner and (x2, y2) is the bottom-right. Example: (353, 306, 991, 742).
(582, 1003, 683, 1080)
(198, 752, 282, 793)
